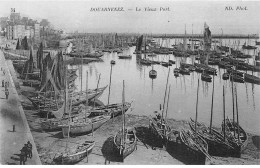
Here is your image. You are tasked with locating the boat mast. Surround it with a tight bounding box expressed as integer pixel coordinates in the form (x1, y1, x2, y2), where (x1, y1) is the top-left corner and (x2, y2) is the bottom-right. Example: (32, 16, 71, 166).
(161, 67, 170, 125)
(195, 78, 200, 137)
(93, 74, 101, 109)
(231, 68, 236, 137)
(235, 84, 240, 143)
(164, 84, 171, 135)
(223, 85, 226, 141)
(85, 71, 88, 121)
(209, 74, 215, 133)
(121, 80, 125, 156)
(107, 63, 113, 106)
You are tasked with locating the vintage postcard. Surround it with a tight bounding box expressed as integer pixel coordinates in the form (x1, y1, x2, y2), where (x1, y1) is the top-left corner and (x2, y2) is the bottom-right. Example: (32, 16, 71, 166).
(0, 0, 259, 165)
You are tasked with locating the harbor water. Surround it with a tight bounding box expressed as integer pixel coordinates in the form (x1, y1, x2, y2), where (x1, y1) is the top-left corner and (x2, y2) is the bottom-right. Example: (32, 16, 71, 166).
(70, 38, 260, 135)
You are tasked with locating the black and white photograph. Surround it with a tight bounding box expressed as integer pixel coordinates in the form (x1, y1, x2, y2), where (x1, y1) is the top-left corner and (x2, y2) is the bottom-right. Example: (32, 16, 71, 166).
(0, 0, 259, 165)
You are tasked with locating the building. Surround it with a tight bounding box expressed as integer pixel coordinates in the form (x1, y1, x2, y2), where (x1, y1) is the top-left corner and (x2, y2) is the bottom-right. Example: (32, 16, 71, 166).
(10, 12, 20, 22)
(34, 23, 40, 40)
(6, 23, 25, 40)
(6, 23, 14, 39)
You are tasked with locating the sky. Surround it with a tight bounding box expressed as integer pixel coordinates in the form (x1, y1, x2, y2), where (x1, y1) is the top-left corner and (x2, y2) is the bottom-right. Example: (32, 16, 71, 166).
(0, 0, 260, 34)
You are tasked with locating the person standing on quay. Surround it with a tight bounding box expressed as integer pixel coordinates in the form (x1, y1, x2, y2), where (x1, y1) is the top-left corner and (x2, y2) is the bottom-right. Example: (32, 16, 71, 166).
(27, 141, 32, 159)
(5, 88, 9, 99)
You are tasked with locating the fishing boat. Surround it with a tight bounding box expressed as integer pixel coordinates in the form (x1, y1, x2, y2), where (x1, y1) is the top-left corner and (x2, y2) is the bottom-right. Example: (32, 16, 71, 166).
(149, 112, 171, 140)
(222, 118, 248, 157)
(227, 68, 243, 77)
(179, 68, 190, 75)
(178, 129, 210, 165)
(60, 114, 111, 137)
(169, 60, 176, 64)
(53, 60, 96, 164)
(194, 65, 204, 73)
(201, 72, 212, 82)
(53, 140, 95, 164)
(139, 58, 152, 66)
(174, 68, 180, 77)
(28, 86, 107, 108)
(230, 74, 244, 83)
(110, 60, 116, 64)
(150, 68, 172, 144)
(88, 102, 132, 118)
(118, 55, 132, 59)
(113, 80, 137, 162)
(221, 83, 248, 157)
(222, 72, 229, 80)
(244, 73, 260, 85)
(149, 69, 157, 79)
(242, 44, 257, 50)
(189, 119, 234, 156)
(148, 53, 157, 57)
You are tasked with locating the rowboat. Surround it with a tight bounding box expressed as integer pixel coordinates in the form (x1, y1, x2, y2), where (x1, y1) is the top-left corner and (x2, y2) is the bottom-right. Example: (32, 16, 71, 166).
(149, 69, 157, 79)
(222, 73, 229, 80)
(53, 140, 95, 164)
(113, 128, 137, 161)
(110, 60, 116, 64)
(113, 80, 137, 162)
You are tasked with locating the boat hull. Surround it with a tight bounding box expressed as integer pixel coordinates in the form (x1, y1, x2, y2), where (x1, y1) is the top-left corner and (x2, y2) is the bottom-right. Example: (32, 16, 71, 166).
(61, 115, 110, 137)
(113, 129, 137, 161)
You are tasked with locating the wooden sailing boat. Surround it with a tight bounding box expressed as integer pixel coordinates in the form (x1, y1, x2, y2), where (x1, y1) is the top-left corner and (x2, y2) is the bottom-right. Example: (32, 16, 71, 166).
(60, 71, 110, 137)
(113, 80, 137, 162)
(178, 79, 210, 164)
(189, 76, 235, 156)
(149, 50, 157, 79)
(53, 58, 95, 164)
(221, 84, 248, 157)
(149, 67, 171, 142)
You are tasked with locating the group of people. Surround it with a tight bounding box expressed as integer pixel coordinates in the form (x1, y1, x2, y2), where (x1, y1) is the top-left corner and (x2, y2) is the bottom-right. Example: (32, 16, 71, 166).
(1, 67, 10, 99)
(20, 141, 33, 165)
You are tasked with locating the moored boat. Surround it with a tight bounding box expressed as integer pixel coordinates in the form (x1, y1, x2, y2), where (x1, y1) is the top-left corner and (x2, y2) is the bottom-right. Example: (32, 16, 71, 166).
(118, 55, 132, 59)
(53, 140, 95, 164)
(149, 69, 157, 79)
(60, 114, 111, 137)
